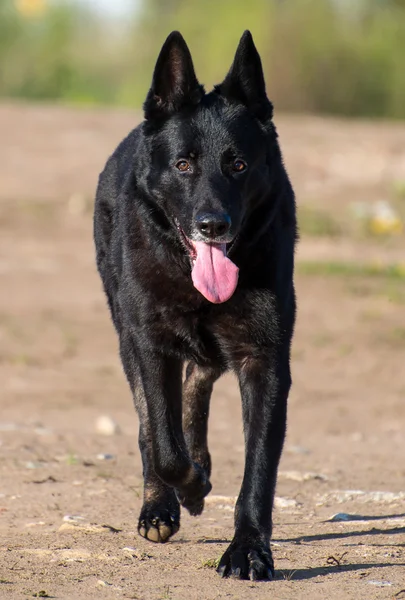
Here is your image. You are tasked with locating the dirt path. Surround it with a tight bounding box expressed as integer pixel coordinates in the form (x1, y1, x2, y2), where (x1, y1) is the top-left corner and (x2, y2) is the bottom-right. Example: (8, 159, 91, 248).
(0, 104, 404, 599)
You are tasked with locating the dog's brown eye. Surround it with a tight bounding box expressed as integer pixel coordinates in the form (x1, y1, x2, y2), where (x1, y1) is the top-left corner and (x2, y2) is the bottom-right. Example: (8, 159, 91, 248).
(233, 159, 247, 172)
(176, 160, 190, 172)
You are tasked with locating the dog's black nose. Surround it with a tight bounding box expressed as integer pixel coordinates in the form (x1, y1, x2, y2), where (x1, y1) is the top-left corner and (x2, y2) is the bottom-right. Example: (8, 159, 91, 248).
(195, 213, 231, 240)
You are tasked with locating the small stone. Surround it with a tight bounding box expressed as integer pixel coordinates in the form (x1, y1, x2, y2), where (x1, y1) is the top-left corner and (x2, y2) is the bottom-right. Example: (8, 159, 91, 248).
(59, 522, 99, 533)
(274, 497, 300, 509)
(87, 489, 107, 496)
(365, 491, 405, 503)
(279, 470, 328, 482)
(25, 461, 44, 469)
(95, 415, 120, 436)
(63, 515, 85, 522)
(59, 517, 120, 534)
(96, 453, 114, 460)
(122, 547, 150, 560)
(285, 445, 310, 455)
(97, 580, 112, 587)
(217, 504, 234, 512)
(318, 490, 405, 505)
(205, 495, 237, 505)
(328, 513, 355, 522)
(58, 549, 91, 562)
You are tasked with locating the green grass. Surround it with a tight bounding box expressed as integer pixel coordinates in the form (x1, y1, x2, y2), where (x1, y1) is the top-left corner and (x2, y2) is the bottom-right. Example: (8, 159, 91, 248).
(298, 206, 342, 238)
(200, 557, 220, 569)
(1, 0, 405, 118)
(65, 453, 79, 466)
(280, 569, 297, 581)
(376, 327, 405, 348)
(297, 261, 405, 280)
(393, 180, 405, 200)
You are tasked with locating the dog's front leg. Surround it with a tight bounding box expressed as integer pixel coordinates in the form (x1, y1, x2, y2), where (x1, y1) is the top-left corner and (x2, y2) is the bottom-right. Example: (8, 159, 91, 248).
(119, 331, 180, 542)
(137, 347, 212, 518)
(217, 348, 291, 580)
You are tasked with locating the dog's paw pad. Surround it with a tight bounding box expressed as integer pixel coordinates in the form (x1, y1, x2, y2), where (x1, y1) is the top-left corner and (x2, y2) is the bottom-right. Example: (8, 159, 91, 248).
(138, 510, 179, 543)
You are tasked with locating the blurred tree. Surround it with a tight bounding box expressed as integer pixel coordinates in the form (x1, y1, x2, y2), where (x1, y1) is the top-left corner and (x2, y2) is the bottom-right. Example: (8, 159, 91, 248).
(127, 0, 271, 105)
(0, 0, 404, 118)
(15, 0, 46, 18)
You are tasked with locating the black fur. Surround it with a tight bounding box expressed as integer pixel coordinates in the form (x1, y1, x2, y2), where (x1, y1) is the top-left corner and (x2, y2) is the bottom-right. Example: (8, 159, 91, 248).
(94, 30, 297, 580)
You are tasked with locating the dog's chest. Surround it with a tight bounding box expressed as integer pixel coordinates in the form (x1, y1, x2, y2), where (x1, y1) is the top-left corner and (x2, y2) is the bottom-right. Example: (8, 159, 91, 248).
(140, 293, 278, 367)
(141, 305, 222, 364)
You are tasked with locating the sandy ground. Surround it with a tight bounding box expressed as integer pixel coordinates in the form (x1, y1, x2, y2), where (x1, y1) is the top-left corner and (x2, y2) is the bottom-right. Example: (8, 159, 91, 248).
(0, 104, 404, 600)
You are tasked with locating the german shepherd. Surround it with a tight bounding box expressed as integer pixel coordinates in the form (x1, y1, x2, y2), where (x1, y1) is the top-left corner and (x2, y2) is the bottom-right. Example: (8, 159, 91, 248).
(94, 30, 296, 580)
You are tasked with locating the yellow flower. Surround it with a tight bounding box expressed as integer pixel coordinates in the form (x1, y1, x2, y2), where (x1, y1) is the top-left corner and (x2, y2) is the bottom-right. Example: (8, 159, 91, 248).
(368, 215, 403, 236)
(15, 0, 46, 18)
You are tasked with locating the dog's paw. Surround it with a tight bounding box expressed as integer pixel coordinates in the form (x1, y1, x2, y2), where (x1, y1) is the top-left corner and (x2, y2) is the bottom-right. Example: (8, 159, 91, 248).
(138, 504, 180, 543)
(175, 464, 212, 516)
(217, 540, 274, 581)
(175, 492, 206, 517)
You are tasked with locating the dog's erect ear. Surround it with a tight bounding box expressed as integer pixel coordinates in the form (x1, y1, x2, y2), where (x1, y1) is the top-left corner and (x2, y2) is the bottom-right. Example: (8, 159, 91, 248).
(144, 31, 204, 121)
(216, 31, 273, 122)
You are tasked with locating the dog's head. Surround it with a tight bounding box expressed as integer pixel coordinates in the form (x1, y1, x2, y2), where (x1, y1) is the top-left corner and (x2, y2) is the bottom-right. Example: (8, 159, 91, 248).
(142, 31, 275, 304)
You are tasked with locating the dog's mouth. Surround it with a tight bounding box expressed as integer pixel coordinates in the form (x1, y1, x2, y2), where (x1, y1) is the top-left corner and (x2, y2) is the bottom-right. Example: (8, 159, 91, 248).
(175, 220, 239, 304)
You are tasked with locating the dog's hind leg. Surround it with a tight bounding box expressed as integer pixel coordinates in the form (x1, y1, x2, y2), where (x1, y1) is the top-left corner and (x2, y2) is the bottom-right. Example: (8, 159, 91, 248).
(119, 331, 180, 543)
(182, 362, 222, 478)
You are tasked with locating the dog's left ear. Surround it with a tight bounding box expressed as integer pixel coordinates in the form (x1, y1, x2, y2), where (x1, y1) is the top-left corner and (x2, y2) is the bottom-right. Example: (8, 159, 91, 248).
(144, 31, 204, 121)
(216, 31, 273, 123)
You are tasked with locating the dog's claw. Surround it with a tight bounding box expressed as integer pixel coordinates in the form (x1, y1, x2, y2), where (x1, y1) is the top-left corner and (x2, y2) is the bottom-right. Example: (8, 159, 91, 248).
(217, 564, 227, 578)
(138, 494, 180, 544)
(217, 541, 274, 580)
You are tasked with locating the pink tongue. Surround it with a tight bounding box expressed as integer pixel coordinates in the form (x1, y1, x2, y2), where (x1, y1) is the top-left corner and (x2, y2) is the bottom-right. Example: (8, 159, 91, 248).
(191, 242, 239, 304)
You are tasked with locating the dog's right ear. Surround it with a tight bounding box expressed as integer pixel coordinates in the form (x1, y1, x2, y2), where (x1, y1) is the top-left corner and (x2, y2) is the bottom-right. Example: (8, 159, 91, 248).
(215, 31, 273, 123)
(144, 31, 204, 121)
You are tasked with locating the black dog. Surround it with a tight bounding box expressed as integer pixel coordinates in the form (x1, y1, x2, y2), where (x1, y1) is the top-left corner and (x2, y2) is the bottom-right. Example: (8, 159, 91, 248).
(94, 30, 296, 581)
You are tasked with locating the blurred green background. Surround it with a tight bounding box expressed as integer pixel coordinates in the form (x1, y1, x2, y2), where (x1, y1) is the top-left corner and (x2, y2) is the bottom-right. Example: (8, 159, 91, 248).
(1, 0, 405, 118)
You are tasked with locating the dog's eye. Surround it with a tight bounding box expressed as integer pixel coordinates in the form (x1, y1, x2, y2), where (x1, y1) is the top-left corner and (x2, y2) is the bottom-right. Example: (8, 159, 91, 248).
(176, 160, 190, 172)
(233, 159, 247, 172)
